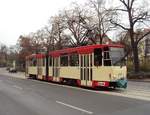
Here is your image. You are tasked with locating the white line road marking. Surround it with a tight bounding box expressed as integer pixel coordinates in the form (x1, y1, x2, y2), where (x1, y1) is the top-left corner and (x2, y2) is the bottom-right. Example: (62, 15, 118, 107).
(13, 85, 23, 90)
(56, 101, 93, 114)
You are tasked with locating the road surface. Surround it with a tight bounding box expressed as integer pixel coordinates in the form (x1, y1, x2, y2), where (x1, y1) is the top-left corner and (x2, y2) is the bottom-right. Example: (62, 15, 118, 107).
(1, 67, 150, 100)
(0, 74, 150, 115)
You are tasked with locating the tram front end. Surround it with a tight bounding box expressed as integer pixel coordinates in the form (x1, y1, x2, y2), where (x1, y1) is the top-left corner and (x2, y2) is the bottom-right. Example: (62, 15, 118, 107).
(109, 47, 127, 88)
(109, 66, 127, 88)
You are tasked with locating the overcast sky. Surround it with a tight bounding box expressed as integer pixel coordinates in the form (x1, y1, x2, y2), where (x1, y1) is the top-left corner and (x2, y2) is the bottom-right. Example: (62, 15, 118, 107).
(0, 0, 149, 46)
(0, 0, 87, 46)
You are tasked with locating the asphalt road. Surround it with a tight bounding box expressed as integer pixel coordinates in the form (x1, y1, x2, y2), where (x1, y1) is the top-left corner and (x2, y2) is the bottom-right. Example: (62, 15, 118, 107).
(0, 75, 150, 115)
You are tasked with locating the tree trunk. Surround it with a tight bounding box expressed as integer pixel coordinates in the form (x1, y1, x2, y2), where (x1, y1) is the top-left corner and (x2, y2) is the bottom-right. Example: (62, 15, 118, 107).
(100, 36, 103, 44)
(130, 28, 140, 73)
(131, 43, 140, 73)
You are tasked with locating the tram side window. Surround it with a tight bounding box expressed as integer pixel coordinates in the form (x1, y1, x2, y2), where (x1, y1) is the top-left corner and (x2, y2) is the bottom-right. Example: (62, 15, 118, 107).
(70, 54, 79, 66)
(60, 55, 68, 66)
(38, 59, 42, 66)
(94, 48, 102, 66)
(103, 47, 111, 66)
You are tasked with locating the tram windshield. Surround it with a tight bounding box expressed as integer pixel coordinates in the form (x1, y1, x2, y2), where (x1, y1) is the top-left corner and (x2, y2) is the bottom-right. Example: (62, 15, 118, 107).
(110, 47, 125, 66)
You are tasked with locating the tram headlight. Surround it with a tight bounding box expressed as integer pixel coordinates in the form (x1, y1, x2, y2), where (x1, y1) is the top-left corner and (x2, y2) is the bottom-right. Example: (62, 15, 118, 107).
(112, 76, 117, 81)
(118, 73, 123, 78)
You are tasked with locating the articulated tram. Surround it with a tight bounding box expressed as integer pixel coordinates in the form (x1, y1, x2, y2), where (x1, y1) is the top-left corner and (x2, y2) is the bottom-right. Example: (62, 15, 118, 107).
(25, 44, 127, 88)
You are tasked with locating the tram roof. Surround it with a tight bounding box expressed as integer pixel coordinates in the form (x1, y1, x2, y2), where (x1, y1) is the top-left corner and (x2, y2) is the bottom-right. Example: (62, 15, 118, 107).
(26, 44, 124, 59)
(49, 44, 124, 57)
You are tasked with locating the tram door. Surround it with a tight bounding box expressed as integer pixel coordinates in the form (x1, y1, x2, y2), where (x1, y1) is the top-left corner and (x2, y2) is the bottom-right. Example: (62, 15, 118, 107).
(37, 58, 43, 80)
(52, 57, 60, 82)
(80, 54, 93, 86)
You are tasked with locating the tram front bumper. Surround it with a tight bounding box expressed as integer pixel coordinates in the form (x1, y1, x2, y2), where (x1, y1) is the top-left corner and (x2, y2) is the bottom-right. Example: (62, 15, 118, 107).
(116, 79, 127, 88)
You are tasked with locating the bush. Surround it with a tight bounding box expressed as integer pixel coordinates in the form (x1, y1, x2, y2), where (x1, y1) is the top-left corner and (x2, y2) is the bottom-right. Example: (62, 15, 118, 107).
(127, 57, 150, 79)
(127, 58, 134, 72)
(127, 57, 150, 72)
(140, 57, 150, 72)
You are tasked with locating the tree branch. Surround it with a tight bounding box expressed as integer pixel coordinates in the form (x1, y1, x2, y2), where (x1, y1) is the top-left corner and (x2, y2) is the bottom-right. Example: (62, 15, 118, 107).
(110, 19, 129, 30)
(133, 12, 148, 24)
(130, 0, 135, 8)
(115, 8, 128, 12)
(136, 30, 150, 44)
(119, 0, 129, 9)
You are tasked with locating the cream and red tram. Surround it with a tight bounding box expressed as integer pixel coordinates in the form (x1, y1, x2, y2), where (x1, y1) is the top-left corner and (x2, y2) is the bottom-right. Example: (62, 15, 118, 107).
(26, 44, 127, 88)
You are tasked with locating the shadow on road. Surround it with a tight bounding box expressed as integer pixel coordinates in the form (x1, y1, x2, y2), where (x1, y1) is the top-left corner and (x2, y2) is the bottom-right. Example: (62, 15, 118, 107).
(28, 78, 125, 93)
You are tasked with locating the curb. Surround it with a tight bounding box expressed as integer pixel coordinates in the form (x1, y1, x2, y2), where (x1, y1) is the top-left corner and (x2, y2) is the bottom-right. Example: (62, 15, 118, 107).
(128, 79, 150, 83)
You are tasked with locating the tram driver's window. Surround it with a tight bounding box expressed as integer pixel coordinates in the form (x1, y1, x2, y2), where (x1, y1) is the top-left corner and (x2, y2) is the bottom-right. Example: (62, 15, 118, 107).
(94, 48, 102, 66)
(103, 47, 111, 66)
(60, 55, 68, 66)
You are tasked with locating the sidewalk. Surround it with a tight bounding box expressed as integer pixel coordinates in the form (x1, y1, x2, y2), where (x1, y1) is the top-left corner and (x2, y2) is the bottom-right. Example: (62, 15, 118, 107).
(0, 68, 26, 79)
(1, 67, 150, 82)
(128, 79, 150, 83)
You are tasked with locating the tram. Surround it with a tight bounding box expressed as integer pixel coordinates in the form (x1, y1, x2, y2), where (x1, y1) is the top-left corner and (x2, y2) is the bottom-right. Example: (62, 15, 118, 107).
(26, 44, 127, 88)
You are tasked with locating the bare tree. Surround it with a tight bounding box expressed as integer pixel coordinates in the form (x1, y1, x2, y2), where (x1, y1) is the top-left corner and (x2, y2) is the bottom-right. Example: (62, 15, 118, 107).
(110, 0, 150, 73)
(0, 44, 8, 66)
(17, 35, 34, 70)
(87, 0, 115, 44)
(30, 31, 44, 53)
(48, 14, 67, 49)
(43, 25, 56, 51)
(62, 4, 92, 46)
